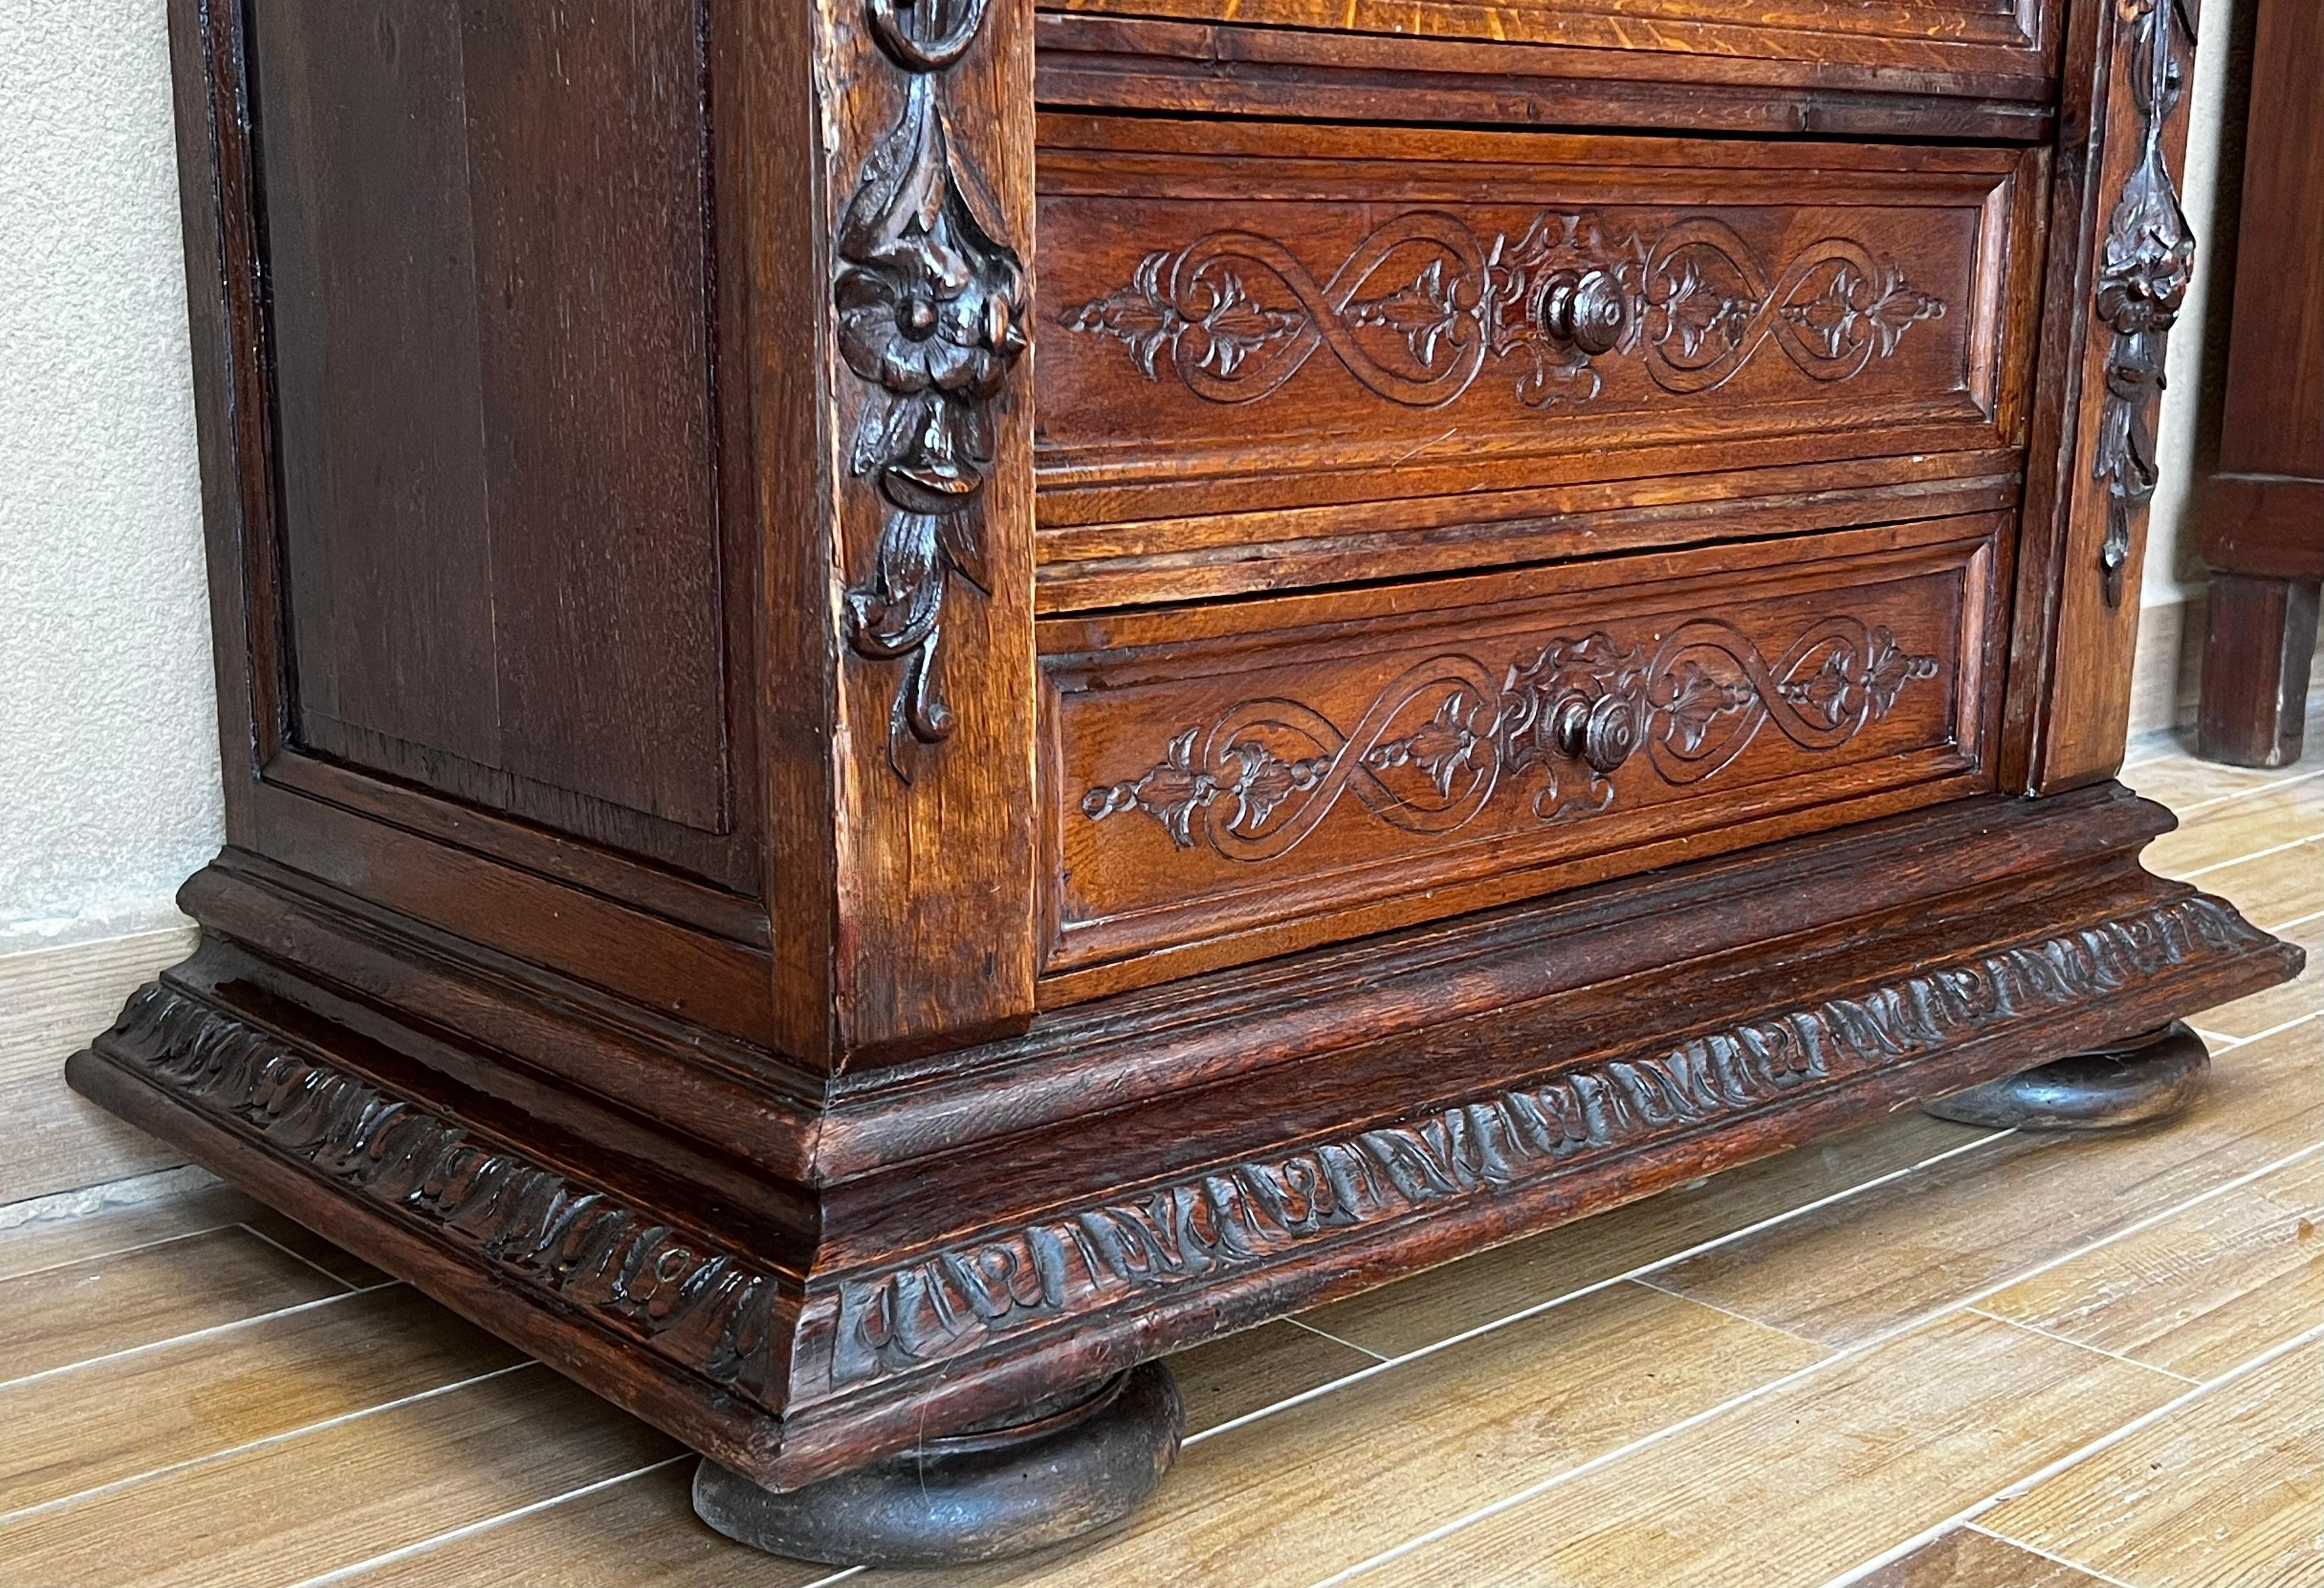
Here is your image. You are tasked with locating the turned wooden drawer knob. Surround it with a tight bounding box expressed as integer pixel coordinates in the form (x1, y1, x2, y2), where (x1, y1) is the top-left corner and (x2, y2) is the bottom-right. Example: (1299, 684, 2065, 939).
(1551, 692, 1642, 773)
(1542, 269, 1628, 355)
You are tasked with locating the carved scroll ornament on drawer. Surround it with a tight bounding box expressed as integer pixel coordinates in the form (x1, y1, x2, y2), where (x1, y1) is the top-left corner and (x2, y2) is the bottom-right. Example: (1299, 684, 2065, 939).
(1062, 211, 1946, 409)
(1082, 616, 1941, 862)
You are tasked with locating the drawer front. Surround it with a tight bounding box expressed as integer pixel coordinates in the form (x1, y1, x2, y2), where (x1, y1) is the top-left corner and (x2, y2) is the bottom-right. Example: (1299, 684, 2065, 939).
(1035, 119, 2041, 604)
(1044, 0, 2058, 85)
(1042, 516, 2000, 994)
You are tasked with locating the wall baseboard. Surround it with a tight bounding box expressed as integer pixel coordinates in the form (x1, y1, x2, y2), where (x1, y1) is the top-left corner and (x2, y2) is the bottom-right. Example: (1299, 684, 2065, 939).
(2131, 593, 2207, 740)
(0, 924, 196, 1207)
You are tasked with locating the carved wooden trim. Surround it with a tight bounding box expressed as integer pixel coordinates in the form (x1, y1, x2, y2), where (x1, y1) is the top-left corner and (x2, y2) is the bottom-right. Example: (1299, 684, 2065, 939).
(2093, 0, 2197, 607)
(94, 984, 785, 1410)
(837, 0, 1027, 780)
(1082, 616, 1940, 860)
(1064, 210, 1944, 410)
(818, 893, 2270, 1388)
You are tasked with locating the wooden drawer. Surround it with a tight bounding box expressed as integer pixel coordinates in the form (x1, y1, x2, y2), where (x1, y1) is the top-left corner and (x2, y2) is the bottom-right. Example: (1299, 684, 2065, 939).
(1041, 515, 2001, 997)
(1035, 119, 2043, 607)
(1041, 0, 2061, 92)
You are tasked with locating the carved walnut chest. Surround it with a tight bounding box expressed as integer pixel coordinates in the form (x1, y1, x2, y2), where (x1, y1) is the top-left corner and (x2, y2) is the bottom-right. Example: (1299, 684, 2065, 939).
(70, 0, 2301, 1564)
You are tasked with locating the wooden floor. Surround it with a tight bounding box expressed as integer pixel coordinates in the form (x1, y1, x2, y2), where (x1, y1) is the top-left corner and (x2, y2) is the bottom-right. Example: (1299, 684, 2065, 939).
(4, 725, 2319, 1588)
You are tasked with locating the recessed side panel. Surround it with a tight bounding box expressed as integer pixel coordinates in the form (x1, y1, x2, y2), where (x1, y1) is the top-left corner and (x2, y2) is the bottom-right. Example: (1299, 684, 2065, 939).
(1042, 515, 2003, 993)
(246, 0, 754, 889)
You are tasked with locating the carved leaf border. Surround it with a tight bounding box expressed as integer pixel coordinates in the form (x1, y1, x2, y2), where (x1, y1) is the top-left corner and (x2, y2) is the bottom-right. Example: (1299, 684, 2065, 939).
(817, 893, 2268, 1389)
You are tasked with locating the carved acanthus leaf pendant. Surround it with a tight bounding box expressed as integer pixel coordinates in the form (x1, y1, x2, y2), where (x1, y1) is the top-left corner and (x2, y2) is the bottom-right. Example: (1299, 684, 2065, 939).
(1083, 616, 1940, 861)
(2092, 0, 2198, 608)
(1064, 211, 1944, 410)
(837, 1, 1026, 780)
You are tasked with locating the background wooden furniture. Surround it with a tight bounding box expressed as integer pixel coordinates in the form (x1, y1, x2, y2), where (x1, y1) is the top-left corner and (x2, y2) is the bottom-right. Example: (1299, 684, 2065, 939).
(68, 0, 2302, 1565)
(2197, 0, 2323, 767)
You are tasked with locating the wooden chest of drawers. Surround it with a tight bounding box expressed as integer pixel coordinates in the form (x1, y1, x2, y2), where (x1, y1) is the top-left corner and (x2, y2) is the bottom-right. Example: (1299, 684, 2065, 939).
(68, 0, 2302, 1564)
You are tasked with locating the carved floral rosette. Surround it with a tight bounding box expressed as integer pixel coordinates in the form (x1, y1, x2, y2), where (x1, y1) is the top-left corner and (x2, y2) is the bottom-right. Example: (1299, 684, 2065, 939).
(837, 0, 1027, 779)
(1084, 615, 1941, 862)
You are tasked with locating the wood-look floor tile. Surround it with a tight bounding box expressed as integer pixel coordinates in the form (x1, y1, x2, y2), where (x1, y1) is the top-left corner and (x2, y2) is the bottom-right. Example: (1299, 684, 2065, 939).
(2142, 780, 2324, 878)
(0, 1364, 679, 1587)
(1303, 1110, 1995, 1357)
(2121, 756, 2295, 814)
(1980, 1339, 2324, 1588)
(1975, 1156, 2322, 1381)
(0, 1226, 352, 1382)
(341, 1317, 1371, 1587)
(1340, 1311, 2181, 1588)
(0, 1183, 258, 1283)
(1855, 1526, 2114, 1587)
(337, 1460, 812, 1588)
(1644, 1020, 2320, 1346)
(2196, 915, 2320, 1040)
(857, 1282, 1826, 1588)
(2178, 838, 2324, 930)
(0, 1285, 519, 1515)
(242, 1208, 393, 1288)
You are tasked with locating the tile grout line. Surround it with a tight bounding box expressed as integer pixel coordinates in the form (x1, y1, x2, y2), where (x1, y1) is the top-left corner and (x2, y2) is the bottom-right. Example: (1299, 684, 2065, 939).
(1285, 1316, 1392, 1363)
(800, 1567, 865, 1588)
(2261, 906, 2322, 934)
(1961, 1521, 2138, 1588)
(2189, 1026, 2234, 1047)
(2211, 1007, 2320, 1053)
(0, 1280, 404, 1397)
(2178, 832, 2322, 880)
(1187, 1126, 2019, 1450)
(236, 1220, 363, 1291)
(1631, 1274, 1834, 1347)
(0, 1224, 242, 1290)
(1817, 1320, 2324, 1588)
(1965, 1306, 2201, 1386)
(288, 1454, 694, 1588)
(2164, 762, 2324, 817)
(0, 1360, 539, 1530)
(1303, 1138, 2324, 1588)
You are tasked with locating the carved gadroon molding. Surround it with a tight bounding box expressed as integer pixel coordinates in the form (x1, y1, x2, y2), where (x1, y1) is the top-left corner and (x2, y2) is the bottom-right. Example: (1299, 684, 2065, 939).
(2093, 0, 2197, 608)
(1082, 616, 1940, 861)
(823, 894, 2268, 1387)
(838, 0, 1026, 780)
(95, 984, 786, 1411)
(1063, 211, 1944, 410)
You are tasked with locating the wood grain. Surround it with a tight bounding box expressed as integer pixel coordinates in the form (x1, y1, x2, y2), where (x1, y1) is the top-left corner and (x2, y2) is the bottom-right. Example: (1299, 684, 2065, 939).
(852, 1281, 1826, 1588)
(0, 1365, 678, 1587)
(1645, 1019, 2322, 1346)
(0, 1227, 351, 1382)
(1981, 1340, 2324, 1588)
(0, 1182, 257, 1283)
(1302, 1110, 1993, 1357)
(1340, 1311, 2180, 1587)
(1856, 1527, 2113, 1588)
(1975, 1156, 2322, 1381)
(0, 930, 194, 1204)
(346, 1318, 1366, 1587)
(0, 1285, 518, 1514)
(2198, 915, 2322, 1040)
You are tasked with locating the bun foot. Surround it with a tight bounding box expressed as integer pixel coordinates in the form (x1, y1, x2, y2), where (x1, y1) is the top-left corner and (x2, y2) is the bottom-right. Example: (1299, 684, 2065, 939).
(691, 1363, 1182, 1567)
(1924, 1022, 2210, 1130)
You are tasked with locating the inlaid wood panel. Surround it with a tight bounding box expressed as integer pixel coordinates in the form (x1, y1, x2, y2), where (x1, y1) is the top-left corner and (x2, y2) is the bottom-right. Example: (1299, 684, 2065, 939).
(1043, 516, 1998, 980)
(236, 0, 757, 891)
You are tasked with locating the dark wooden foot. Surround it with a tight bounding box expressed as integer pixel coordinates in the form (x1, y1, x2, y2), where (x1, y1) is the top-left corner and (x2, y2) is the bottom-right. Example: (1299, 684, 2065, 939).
(1923, 1023, 2209, 1130)
(691, 1363, 1182, 1567)
(2197, 574, 2321, 768)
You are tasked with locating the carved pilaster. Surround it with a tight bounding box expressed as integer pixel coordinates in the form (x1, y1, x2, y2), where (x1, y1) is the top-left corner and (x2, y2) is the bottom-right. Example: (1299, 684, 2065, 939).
(2092, 0, 2197, 609)
(837, 0, 1028, 782)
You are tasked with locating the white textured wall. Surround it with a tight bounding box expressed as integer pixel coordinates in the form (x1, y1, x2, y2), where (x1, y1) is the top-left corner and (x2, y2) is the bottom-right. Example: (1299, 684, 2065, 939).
(0, 1, 222, 954)
(2142, 0, 2240, 609)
